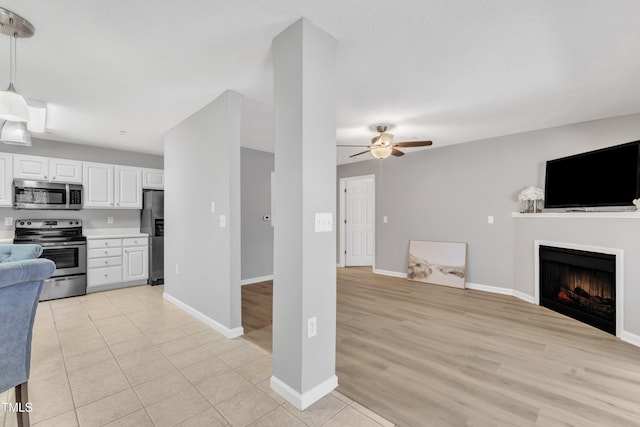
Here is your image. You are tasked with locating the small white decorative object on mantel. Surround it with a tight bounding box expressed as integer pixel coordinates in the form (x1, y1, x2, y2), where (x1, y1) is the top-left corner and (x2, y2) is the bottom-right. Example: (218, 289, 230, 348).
(518, 186, 544, 213)
(633, 199, 640, 210)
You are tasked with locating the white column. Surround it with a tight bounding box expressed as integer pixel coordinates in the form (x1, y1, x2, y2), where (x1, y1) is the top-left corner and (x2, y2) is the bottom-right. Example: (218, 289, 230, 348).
(270, 18, 338, 410)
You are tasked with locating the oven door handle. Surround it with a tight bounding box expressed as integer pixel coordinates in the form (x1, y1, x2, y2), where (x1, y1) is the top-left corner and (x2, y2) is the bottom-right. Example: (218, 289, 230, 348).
(39, 242, 87, 247)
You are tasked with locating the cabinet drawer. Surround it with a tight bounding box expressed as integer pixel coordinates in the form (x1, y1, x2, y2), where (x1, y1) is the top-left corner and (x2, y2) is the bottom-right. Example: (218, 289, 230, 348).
(88, 266, 122, 287)
(88, 247, 122, 259)
(88, 256, 122, 269)
(123, 237, 147, 247)
(88, 239, 123, 249)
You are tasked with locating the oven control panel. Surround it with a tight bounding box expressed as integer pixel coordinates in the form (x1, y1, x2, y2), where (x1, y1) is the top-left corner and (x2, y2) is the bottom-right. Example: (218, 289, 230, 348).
(16, 219, 82, 229)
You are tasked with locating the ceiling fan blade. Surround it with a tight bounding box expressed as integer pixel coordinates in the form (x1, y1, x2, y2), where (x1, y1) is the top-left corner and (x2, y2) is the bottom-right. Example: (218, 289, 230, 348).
(392, 140, 433, 148)
(391, 148, 405, 157)
(337, 144, 371, 147)
(349, 149, 372, 158)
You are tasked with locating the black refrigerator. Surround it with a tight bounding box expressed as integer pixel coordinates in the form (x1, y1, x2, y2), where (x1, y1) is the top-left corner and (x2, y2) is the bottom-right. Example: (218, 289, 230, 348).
(141, 190, 164, 285)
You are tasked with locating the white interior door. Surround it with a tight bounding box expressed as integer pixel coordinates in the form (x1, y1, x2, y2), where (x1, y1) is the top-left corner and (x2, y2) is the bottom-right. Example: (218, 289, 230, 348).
(345, 178, 374, 266)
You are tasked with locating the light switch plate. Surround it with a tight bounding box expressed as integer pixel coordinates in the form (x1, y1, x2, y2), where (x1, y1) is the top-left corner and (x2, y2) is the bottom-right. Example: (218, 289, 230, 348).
(4, 217, 13, 226)
(308, 317, 317, 338)
(219, 214, 226, 228)
(314, 213, 332, 232)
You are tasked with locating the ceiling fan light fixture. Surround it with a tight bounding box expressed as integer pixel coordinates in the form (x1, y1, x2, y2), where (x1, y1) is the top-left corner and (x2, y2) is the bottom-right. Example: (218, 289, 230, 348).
(371, 146, 392, 159)
(1, 119, 32, 146)
(378, 132, 393, 146)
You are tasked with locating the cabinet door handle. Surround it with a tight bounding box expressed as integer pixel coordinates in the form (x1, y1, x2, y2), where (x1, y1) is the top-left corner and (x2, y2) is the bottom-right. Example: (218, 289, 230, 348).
(104, 261, 108, 264)
(104, 274, 108, 277)
(52, 176, 56, 180)
(104, 251, 108, 255)
(44, 175, 47, 179)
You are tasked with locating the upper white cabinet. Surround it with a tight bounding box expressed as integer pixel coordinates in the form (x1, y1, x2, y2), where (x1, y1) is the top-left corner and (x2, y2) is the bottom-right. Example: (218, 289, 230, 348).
(83, 162, 114, 208)
(13, 154, 48, 181)
(142, 168, 164, 190)
(49, 158, 83, 183)
(13, 154, 82, 183)
(115, 165, 142, 208)
(0, 153, 12, 207)
(83, 162, 142, 209)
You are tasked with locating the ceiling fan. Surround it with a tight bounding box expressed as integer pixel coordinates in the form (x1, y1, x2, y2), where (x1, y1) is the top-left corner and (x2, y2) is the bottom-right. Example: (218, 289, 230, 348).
(338, 124, 433, 159)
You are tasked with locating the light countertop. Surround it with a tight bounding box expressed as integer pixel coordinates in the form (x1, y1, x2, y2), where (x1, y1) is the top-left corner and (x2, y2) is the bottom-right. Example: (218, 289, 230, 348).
(83, 228, 148, 239)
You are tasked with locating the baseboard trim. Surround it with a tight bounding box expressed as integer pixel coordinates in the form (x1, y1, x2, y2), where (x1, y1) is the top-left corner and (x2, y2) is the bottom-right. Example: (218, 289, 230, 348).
(240, 275, 274, 286)
(162, 292, 244, 339)
(270, 375, 338, 410)
(466, 282, 512, 295)
(512, 290, 536, 304)
(372, 268, 407, 278)
(621, 330, 640, 348)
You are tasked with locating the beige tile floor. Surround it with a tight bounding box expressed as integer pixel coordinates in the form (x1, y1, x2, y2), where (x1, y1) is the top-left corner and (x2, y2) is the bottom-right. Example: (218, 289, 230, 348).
(0, 285, 395, 427)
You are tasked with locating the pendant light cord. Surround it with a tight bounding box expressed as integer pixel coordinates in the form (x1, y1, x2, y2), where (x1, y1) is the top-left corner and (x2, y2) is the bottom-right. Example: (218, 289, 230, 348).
(10, 33, 17, 87)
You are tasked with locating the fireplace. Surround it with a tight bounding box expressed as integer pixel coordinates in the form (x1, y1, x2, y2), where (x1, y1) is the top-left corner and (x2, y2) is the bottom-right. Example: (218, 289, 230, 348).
(539, 245, 616, 334)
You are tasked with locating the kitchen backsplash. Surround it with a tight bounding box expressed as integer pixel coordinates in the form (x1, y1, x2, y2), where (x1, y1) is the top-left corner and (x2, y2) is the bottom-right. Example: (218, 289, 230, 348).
(0, 207, 141, 234)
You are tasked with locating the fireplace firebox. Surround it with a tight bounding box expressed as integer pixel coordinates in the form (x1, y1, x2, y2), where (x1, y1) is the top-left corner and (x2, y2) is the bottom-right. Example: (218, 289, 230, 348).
(539, 245, 616, 335)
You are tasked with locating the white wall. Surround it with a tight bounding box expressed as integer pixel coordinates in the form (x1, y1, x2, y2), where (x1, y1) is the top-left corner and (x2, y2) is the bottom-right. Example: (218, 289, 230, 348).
(241, 148, 274, 281)
(164, 90, 242, 336)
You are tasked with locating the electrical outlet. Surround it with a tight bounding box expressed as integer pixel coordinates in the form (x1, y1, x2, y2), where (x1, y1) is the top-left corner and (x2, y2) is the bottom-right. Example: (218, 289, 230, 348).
(307, 317, 317, 338)
(383, 216, 388, 224)
(4, 217, 13, 226)
(175, 264, 180, 274)
(107, 216, 114, 224)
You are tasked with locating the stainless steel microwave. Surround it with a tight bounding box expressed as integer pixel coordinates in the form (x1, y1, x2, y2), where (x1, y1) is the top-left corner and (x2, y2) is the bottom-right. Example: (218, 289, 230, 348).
(13, 179, 83, 210)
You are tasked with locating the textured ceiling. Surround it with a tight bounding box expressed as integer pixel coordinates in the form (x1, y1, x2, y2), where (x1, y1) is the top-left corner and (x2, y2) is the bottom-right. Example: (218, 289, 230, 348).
(2, 1, 640, 164)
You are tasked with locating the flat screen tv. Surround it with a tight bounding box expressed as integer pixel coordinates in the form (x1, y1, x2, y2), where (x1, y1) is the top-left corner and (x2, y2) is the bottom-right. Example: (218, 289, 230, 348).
(544, 140, 640, 209)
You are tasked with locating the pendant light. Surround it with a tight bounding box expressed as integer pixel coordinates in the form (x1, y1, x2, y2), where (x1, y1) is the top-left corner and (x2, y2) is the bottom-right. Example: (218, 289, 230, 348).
(0, 7, 34, 145)
(0, 120, 31, 146)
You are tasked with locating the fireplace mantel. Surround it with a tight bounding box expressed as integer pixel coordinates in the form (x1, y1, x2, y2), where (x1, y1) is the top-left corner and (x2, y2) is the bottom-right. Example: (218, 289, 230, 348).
(512, 211, 640, 219)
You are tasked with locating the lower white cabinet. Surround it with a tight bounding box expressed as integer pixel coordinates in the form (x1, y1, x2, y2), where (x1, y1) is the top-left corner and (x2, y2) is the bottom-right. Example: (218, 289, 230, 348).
(123, 238, 149, 282)
(87, 236, 148, 291)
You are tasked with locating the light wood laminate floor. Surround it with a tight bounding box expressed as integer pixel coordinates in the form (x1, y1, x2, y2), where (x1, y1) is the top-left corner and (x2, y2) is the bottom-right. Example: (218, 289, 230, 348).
(241, 267, 640, 427)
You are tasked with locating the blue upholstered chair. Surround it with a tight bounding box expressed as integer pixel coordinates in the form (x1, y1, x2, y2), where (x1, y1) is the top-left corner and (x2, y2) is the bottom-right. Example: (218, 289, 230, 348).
(0, 244, 55, 427)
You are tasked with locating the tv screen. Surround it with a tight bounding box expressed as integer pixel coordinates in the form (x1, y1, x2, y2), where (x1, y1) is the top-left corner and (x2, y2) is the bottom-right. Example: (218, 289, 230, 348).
(544, 141, 640, 209)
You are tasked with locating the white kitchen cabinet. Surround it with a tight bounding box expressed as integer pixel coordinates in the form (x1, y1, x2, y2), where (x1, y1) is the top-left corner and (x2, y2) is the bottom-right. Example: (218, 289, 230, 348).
(83, 162, 114, 208)
(123, 238, 148, 282)
(142, 168, 164, 190)
(87, 236, 148, 291)
(115, 166, 142, 208)
(87, 238, 123, 289)
(13, 154, 48, 181)
(0, 153, 12, 207)
(83, 163, 142, 209)
(49, 158, 83, 183)
(13, 154, 82, 183)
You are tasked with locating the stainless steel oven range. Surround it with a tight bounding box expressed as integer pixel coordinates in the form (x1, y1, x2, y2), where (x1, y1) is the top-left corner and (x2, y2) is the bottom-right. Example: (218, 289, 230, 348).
(13, 219, 87, 301)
